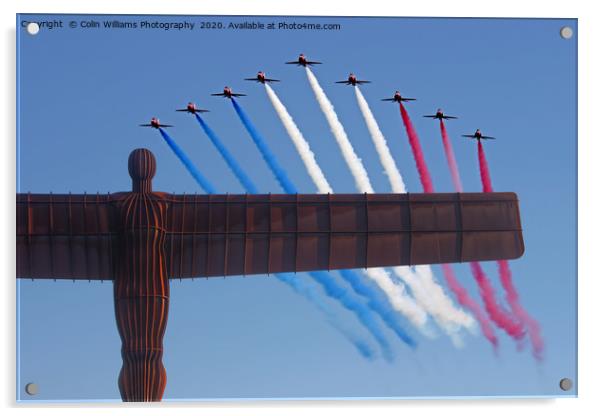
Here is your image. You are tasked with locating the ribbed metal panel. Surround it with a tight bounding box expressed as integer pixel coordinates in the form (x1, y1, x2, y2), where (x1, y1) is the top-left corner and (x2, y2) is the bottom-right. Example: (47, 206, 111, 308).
(17, 192, 524, 280)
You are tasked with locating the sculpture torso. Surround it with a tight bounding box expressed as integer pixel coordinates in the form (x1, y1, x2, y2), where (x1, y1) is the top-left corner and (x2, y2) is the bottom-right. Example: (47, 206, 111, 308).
(112, 149, 169, 401)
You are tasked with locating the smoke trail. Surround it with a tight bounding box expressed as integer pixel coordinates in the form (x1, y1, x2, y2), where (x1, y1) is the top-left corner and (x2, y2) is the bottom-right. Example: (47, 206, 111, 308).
(439, 120, 463, 192)
(304, 68, 431, 335)
(477, 141, 493, 193)
(497, 261, 544, 360)
(194, 113, 259, 194)
(353, 87, 406, 192)
(398, 103, 434, 193)
(394, 265, 476, 347)
(276, 272, 375, 359)
(310, 270, 396, 359)
(263, 84, 416, 347)
(399, 113, 523, 346)
(477, 142, 544, 359)
(441, 264, 498, 347)
(164, 128, 374, 358)
(264, 84, 333, 194)
(230, 98, 403, 356)
(470, 262, 524, 340)
(158, 128, 216, 194)
(231, 98, 296, 194)
(433, 120, 499, 347)
(305, 67, 374, 193)
(353, 86, 475, 343)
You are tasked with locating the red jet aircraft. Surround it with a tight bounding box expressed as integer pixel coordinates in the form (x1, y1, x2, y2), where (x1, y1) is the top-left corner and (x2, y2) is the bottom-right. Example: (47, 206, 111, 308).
(381, 91, 416, 103)
(244, 71, 280, 84)
(336, 73, 371, 86)
(139, 117, 173, 129)
(285, 53, 322, 67)
(423, 108, 458, 120)
(462, 129, 496, 141)
(211, 86, 247, 99)
(176, 102, 209, 114)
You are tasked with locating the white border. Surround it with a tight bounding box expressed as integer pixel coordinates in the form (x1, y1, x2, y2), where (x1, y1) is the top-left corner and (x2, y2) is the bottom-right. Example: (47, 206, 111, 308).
(2, 1, 599, 415)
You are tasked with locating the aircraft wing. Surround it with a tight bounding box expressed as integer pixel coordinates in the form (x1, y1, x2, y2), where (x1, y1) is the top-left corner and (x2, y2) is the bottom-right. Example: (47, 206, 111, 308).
(401, 98, 416, 101)
(285, 61, 299, 65)
(382, 98, 396, 102)
(462, 134, 475, 138)
(356, 80, 371, 84)
(211, 93, 226, 96)
(482, 136, 496, 140)
(160, 124, 174, 127)
(306, 61, 322, 65)
(442, 115, 458, 119)
(139, 124, 153, 126)
(244, 78, 258, 81)
(265, 78, 280, 83)
(231, 93, 247, 97)
(335, 80, 350, 84)
(423, 115, 438, 118)
(175, 109, 188, 112)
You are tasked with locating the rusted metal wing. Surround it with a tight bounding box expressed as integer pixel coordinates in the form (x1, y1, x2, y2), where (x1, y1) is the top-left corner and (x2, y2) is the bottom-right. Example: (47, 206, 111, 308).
(16, 192, 524, 280)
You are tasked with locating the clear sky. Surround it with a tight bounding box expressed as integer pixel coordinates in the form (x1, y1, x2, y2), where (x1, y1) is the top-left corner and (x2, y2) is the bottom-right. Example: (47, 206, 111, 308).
(16, 14, 576, 401)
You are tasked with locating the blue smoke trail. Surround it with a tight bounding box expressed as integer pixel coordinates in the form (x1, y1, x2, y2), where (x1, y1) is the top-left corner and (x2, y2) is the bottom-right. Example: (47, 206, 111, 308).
(158, 128, 216, 194)
(310, 270, 393, 361)
(277, 272, 374, 359)
(231, 98, 403, 358)
(171, 121, 374, 357)
(231, 98, 296, 194)
(339, 270, 416, 348)
(194, 113, 259, 194)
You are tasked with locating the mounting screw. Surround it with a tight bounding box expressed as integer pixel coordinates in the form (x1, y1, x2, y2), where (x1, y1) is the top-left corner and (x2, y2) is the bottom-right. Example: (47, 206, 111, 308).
(559, 378, 573, 391)
(25, 383, 38, 395)
(26, 22, 40, 35)
(560, 26, 573, 39)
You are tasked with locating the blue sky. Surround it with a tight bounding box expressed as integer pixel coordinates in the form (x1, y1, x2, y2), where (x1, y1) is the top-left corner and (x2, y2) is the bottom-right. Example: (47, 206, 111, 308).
(17, 14, 576, 401)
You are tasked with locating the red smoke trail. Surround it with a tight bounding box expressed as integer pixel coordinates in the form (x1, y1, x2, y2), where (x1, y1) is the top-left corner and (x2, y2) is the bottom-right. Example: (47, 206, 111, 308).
(477, 142, 544, 359)
(470, 263, 525, 341)
(477, 141, 493, 192)
(399, 103, 434, 193)
(398, 108, 504, 348)
(439, 120, 463, 192)
(498, 260, 544, 360)
(441, 264, 498, 348)
(439, 130, 522, 345)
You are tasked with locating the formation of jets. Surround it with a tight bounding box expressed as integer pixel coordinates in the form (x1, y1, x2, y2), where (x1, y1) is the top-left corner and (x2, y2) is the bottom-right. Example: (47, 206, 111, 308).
(140, 53, 497, 143)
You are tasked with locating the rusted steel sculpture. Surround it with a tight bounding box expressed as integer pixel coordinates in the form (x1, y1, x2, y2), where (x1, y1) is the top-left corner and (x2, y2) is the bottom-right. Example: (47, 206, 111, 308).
(16, 148, 525, 401)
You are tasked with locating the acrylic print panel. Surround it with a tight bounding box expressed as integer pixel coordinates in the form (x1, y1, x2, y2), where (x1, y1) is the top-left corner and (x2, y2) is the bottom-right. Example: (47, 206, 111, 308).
(16, 14, 577, 402)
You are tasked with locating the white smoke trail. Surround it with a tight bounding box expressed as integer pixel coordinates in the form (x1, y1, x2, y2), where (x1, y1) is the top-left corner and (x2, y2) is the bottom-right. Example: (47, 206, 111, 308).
(353, 86, 476, 342)
(264, 84, 333, 194)
(353, 87, 407, 193)
(304, 67, 430, 334)
(366, 267, 430, 332)
(305, 67, 374, 193)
